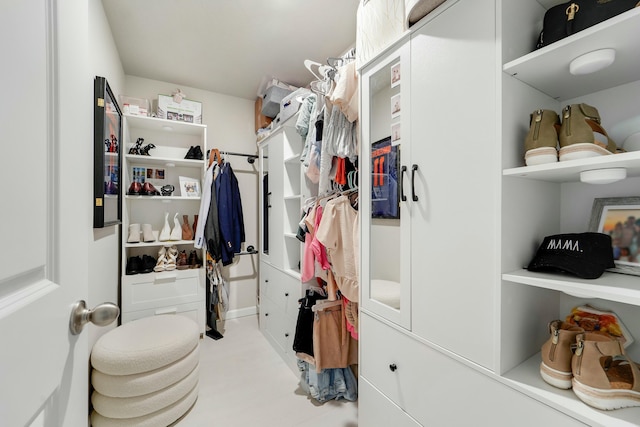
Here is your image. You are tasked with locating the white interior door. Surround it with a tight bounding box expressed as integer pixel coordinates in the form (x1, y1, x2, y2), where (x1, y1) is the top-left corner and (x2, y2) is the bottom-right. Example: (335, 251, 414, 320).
(0, 1, 93, 425)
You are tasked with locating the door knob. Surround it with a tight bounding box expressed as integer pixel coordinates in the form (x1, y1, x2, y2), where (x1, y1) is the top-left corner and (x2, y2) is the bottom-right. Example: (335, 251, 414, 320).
(69, 300, 119, 335)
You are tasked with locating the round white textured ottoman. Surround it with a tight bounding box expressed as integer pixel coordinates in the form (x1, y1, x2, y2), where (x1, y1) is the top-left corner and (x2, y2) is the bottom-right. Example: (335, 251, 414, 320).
(90, 315, 200, 427)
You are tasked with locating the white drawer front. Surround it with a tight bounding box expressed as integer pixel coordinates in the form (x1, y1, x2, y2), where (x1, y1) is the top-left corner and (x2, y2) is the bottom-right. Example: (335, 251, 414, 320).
(121, 269, 202, 312)
(361, 313, 587, 426)
(359, 378, 422, 427)
(121, 301, 201, 330)
(360, 313, 426, 415)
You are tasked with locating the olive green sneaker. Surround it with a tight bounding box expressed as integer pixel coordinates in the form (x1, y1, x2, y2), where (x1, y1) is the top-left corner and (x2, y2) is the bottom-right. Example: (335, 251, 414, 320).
(524, 109, 560, 166)
(558, 103, 619, 162)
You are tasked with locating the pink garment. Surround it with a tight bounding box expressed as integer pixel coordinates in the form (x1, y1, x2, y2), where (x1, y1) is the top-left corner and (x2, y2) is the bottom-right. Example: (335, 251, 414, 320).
(315, 196, 359, 302)
(301, 205, 330, 282)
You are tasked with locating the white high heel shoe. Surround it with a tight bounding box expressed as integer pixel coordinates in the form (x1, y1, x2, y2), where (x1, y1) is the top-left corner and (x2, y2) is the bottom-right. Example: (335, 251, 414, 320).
(154, 247, 167, 272)
(169, 213, 182, 241)
(159, 212, 171, 241)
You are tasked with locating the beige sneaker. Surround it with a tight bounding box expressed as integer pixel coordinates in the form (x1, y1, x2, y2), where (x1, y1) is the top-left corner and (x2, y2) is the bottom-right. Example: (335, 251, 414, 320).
(558, 103, 619, 162)
(524, 109, 560, 166)
(540, 320, 583, 389)
(572, 332, 640, 410)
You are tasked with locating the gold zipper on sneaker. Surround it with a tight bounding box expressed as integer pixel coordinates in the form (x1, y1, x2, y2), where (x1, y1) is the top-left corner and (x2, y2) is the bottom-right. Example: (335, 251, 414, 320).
(533, 110, 543, 141)
(563, 105, 571, 136)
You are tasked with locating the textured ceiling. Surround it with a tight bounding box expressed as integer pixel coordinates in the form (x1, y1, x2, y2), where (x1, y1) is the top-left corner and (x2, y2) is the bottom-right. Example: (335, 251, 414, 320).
(102, 0, 359, 100)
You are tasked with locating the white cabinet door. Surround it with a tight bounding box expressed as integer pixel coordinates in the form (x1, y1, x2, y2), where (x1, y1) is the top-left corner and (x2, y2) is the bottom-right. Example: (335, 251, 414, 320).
(361, 39, 413, 330)
(409, 0, 498, 369)
(0, 1, 92, 425)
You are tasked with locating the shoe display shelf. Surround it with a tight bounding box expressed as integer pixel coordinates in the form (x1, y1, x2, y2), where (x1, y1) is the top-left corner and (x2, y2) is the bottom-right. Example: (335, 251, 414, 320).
(121, 113, 207, 334)
(500, 3, 640, 425)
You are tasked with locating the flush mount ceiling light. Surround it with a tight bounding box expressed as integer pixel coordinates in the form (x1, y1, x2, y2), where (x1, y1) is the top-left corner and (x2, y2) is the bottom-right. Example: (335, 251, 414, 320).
(569, 48, 616, 75)
(580, 167, 626, 184)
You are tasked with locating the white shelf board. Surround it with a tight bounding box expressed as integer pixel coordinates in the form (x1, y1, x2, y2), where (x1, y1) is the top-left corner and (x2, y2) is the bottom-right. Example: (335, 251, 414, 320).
(283, 195, 301, 201)
(125, 195, 201, 201)
(503, 269, 640, 307)
(503, 8, 640, 100)
(125, 154, 204, 168)
(503, 151, 640, 183)
(284, 233, 298, 239)
(125, 239, 195, 248)
(502, 352, 640, 427)
(124, 114, 206, 135)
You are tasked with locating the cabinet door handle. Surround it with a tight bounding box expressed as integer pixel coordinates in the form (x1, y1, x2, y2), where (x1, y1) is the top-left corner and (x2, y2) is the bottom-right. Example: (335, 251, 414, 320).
(265, 313, 269, 317)
(285, 292, 289, 297)
(411, 164, 419, 202)
(399, 165, 407, 202)
(389, 363, 398, 372)
(285, 333, 289, 337)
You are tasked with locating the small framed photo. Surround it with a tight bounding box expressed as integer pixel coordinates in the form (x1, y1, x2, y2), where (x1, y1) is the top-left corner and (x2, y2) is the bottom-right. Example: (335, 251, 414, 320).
(391, 62, 401, 88)
(588, 197, 640, 276)
(179, 176, 201, 197)
(391, 93, 401, 118)
(391, 122, 401, 145)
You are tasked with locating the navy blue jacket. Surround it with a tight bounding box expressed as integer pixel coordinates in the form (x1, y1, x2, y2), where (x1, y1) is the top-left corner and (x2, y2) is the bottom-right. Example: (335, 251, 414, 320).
(215, 162, 245, 265)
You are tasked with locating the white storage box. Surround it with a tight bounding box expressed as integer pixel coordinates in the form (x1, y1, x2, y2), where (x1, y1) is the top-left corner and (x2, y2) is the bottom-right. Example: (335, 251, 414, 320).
(261, 86, 293, 118)
(157, 95, 202, 124)
(119, 96, 150, 116)
(279, 88, 310, 124)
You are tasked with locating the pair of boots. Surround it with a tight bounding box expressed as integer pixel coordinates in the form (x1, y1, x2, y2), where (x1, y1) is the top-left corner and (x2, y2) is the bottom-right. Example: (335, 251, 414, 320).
(158, 213, 198, 242)
(126, 254, 156, 275)
(128, 223, 155, 243)
(540, 320, 640, 410)
(524, 103, 621, 166)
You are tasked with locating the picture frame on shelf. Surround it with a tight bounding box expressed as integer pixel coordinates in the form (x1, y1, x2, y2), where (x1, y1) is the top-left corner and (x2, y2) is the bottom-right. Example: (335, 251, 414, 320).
(390, 61, 401, 88)
(93, 76, 122, 228)
(391, 122, 401, 145)
(588, 196, 640, 276)
(179, 176, 201, 197)
(391, 93, 401, 119)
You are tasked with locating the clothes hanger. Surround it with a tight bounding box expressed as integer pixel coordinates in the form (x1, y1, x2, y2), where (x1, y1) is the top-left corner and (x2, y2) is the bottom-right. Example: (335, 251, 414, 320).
(304, 59, 323, 80)
(208, 148, 222, 167)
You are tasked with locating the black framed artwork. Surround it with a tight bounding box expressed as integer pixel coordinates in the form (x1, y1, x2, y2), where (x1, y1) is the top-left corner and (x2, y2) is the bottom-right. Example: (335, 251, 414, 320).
(371, 137, 400, 219)
(93, 76, 122, 228)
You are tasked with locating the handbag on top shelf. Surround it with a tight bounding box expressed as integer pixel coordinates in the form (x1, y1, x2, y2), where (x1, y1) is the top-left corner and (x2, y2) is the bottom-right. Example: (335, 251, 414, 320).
(535, 0, 639, 49)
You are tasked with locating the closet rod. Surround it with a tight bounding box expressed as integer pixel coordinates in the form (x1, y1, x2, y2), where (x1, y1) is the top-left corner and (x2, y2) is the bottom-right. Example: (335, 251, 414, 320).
(206, 149, 260, 164)
(235, 245, 258, 256)
(221, 151, 259, 164)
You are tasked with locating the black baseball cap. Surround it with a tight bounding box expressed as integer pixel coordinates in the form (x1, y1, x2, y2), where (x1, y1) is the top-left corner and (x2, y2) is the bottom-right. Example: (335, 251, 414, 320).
(526, 232, 615, 279)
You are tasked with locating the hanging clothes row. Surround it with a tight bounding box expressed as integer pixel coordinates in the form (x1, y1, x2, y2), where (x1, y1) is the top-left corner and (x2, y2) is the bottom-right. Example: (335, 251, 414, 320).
(297, 52, 359, 197)
(292, 49, 360, 403)
(195, 148, 246, 266)
(194, 148, 247, 340)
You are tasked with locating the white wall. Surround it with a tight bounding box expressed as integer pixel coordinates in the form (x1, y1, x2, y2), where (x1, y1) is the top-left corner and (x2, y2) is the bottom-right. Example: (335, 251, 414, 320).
(124, 76, 259, 320)
(87, 0, 125, 344)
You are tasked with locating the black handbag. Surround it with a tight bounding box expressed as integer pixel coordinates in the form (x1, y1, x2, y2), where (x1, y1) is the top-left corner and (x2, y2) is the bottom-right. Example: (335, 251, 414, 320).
(536, 0, 639, 49)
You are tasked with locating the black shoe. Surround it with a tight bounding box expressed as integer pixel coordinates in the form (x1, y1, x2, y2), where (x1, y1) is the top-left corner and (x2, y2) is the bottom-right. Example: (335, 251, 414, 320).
(140, 143, 156, 156)
(185, 146, 196, 159)
(140, 255, 156, 274)
(192, 146, 204, 160)
(126, 256, 142, 275)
